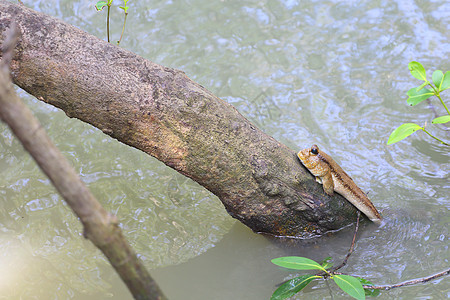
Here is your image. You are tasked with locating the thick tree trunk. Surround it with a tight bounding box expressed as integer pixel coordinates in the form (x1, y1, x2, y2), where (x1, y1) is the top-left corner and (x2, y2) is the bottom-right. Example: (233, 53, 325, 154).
(0, 1, 359, 237)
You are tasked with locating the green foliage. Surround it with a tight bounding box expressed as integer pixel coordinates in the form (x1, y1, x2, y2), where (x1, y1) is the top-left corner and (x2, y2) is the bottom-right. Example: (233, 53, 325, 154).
(388, 61, 449, 146)
(119, 0, 129, 13)
(408, 61, 427, 81)
(332, 274, 365, 300)
(358, 278, 381, 297)
(432, 70, 450, 91)
(387, 123, 423, 145)
(271, 256, 376, 300)
(95, 1, 110, 11)
(270, 275, 319, 300)
(441, 72, 450, 91)
(406, 87, 433, 106)
(432, 115, 450, 124)
(320, 256, 334, 269)
(271, 256, 326, 271)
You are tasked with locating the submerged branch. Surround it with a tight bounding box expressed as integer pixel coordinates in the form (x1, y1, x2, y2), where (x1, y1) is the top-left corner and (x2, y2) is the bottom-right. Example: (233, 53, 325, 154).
(363, 268, 450, 291)
(331, 211, 360, 272)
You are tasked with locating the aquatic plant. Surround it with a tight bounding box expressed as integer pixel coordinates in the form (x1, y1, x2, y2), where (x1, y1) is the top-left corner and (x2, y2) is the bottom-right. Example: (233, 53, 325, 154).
(388, 61, 450, 146)
(271, 256, 377, 300)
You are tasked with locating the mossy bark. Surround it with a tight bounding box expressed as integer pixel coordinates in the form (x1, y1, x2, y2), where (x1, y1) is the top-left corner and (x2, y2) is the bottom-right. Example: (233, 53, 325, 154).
(0, 1, 360, 237)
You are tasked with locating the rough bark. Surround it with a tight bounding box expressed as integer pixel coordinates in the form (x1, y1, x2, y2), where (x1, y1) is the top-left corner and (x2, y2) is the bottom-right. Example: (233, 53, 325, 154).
(0, 23, 166, 300)
(0, 1, 360, 237)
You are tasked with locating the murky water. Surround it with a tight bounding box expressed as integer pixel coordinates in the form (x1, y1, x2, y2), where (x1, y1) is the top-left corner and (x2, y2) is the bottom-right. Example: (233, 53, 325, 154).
(1, 0, 449, 299)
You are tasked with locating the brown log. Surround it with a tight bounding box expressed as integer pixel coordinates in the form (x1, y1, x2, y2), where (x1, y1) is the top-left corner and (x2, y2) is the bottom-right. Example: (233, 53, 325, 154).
(0, 23, 166, 300)
(0, 1, 359, 237)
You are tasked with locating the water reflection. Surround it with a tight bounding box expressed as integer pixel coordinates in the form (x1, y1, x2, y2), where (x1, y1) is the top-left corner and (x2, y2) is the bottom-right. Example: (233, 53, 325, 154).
(1, 0, 449, 299)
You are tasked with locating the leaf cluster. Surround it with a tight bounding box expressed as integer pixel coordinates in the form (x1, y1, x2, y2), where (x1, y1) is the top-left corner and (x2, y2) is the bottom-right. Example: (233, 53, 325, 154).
(95, 0, 113, 11)
(388, 62, 450, 146)
(271, 256, 379, 300)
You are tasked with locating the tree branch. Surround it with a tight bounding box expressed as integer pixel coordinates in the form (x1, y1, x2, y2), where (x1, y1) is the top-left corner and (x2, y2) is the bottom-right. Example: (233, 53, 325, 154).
(0, 23, 166, 300)
(331, 211, 360, 272)
(363, 268, 450, 291)
(0, 0, 362, 236)
(331, 212, 449, 292)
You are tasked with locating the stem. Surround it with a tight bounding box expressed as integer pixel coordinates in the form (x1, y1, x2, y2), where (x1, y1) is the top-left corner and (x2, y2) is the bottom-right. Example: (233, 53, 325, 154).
(106, 3, 111, 43)
(315, 212, 360, 279)
(117, 12, 128, 45)
(422, 128, 450, 146)
(331, 212, 360, 272)
(436, 93, 450, 115)
(428, 84, 450, 115)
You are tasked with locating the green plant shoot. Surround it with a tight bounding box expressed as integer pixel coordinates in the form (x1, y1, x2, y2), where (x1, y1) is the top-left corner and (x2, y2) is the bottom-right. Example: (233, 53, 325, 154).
(117, 0, 130, 45)
(320, 256, 334, 269)
(388, 61, 449, 146)
(95, 1, 130, 45)
(271, 256, 378, 300)
(95, 1, 110, 11)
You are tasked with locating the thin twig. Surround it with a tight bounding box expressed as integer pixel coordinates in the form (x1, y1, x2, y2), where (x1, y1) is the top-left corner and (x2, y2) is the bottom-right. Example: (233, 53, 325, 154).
(363, 268, 450, 290)
(315, 212, 360, 279)
(331, 211, 360, 272)
(117, 12, 128, 45)
(106, 3, 111, 43)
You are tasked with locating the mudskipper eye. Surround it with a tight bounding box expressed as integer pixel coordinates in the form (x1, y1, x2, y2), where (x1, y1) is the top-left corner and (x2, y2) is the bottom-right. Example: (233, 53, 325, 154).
(311, 145, 319, 155)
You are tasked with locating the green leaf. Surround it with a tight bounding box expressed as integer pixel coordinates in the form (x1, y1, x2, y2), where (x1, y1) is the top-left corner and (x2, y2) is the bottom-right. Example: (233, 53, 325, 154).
(407, 87, 434, 106)
(432, 115, 450, 124)
(416, 81, 429, 92)
(408, 61, 427, 81)
(441, 71, 450, 91)
(358, 278, 381, 297)
(387, 123, 423, 145)
(95, 1, 108, 11)
(271, 275, 319, 300)
(432, 70, 444, 90)
(271, 257, 326, 271)
(333, 274, 365, 300)
(320, 257, 334, 269)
